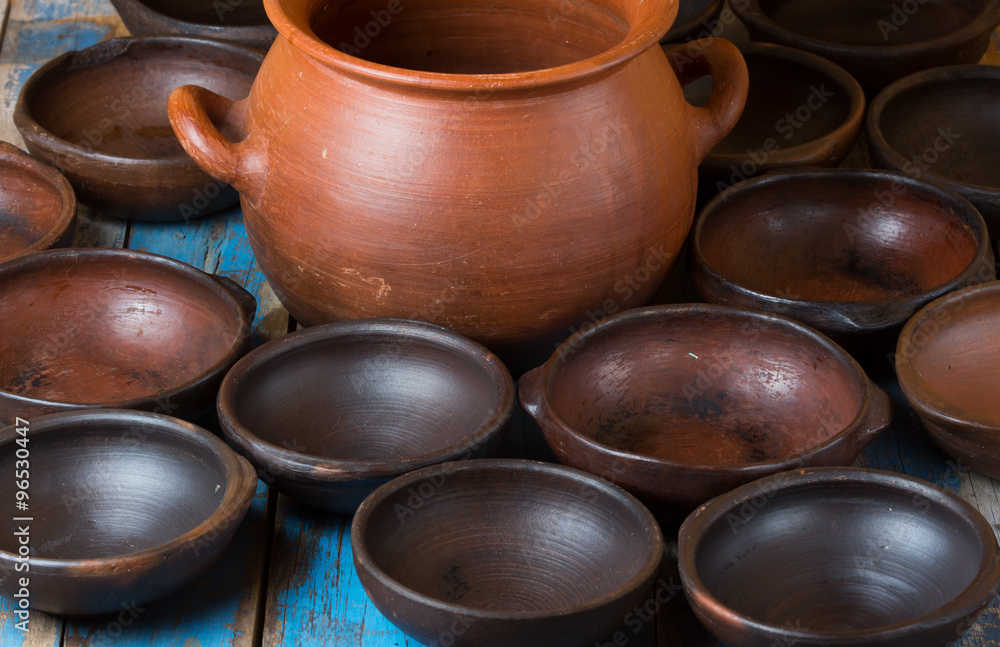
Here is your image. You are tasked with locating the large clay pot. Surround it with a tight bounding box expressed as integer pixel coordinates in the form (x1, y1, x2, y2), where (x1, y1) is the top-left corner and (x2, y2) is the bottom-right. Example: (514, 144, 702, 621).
(169, 0, 748, 373)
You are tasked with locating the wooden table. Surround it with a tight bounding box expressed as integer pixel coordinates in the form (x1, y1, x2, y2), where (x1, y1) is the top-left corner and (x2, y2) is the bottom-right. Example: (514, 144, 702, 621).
(0, 1, 998, 645)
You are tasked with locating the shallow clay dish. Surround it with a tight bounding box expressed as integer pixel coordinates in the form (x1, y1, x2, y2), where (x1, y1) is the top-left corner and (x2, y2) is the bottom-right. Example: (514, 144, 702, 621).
(0, 409, 257, 615)
(0, 143, 76, 263)
(896, 281, 1000, 479)
(0, 248, 256, 425)
(868, 65, 1000, 240)
(218, 320, 514, 514)
(661, 0, 724, 43)
(110, 0, 277, 49)
(691, 169, 995, 339)
(518, 305, 891, 513)
(679, 467, 1000, 647)
(13, 36, 262, 221)
(352, 459, 663, 647)
(731, 0, 1000, 91)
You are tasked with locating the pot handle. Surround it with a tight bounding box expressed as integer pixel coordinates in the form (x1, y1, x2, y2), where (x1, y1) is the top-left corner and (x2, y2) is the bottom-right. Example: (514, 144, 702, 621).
(666, 38, 749, 161)
(517, 366, 547, 421)
(852, 382, 893, 453)
(212, 273, 259, 322)
(168, 85, 266, 203)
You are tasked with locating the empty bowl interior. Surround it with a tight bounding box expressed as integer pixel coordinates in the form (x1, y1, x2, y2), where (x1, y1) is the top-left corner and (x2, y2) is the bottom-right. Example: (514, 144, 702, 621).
(0, 254, 243, 404)
(693, 479, 986, 630)
(140, 0, 269, 26)
(361, 464, 655, 611)
(231, 332, 504, 461)
(0, 164, 70, 258)
(698, 174, 981, 301)
(547, 309, 863, 466)
(757, 0, 984, 46)
(0, 421, 228, 559)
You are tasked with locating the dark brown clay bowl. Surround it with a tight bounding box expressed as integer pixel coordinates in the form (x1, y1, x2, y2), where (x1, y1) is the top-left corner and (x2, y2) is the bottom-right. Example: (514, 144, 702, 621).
(0, 248, 256, 425)
(352, 459, 664, 647)
(0, 143, 76, 263)
(13, 36, 262, 221)
(868, 65, 1000, 241)
(690, 169, 996, 340)
(0, 409, 257, 615)
(217, 320, 514, 514)
(518, 305, 892, 513)
(731, 0, 1000, 92)
(685, 43, 865, 194)
(110, 0, 277, 49)
(661, 0, 724, 43)
(896, 281, 1000, 479)
(678, 467, 1000, 647)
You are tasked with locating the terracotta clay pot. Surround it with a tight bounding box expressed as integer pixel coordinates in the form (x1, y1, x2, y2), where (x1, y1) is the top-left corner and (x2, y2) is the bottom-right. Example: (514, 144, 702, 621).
(169, 0, 749, 373)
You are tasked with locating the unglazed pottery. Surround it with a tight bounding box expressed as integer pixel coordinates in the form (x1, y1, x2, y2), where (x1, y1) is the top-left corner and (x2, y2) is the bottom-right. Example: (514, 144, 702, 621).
(352, 459, 663, 647)
(169, 0, 749, 373)
(0, 410, 257, 615)
(679, 467, 1000, 647)
(661, 0, 724, 43)
(868, 65, 1000, 240)
(691, 169, 995, 340)
(896, 281, 1000, 479)
(731, 0, 1000, 92)
(0, 249, 256, 425)
(0, 143, 76, 263)
(518, 305, 891, 513)
(218, 320, 513, 513)
(14, 37, 263, 221)
(110, 0, 278, 49)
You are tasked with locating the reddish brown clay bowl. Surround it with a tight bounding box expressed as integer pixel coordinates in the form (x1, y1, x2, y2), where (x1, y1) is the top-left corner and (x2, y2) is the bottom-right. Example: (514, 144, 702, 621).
(0, 409, 257, 615)
(661, 0, 724, 43)
(690, 169, 996, 340)
(0, 248, 256, 425)
(896, 281, 1000, 479)
(518, 305, 892, 513)
(13, 36, 262, 221)
(678, 467, 1000, 647)
(352, 459, 664, 647)
(110, 0, 277, 49)
(218, 320, 513, 514)
(868, 65, 1000, 241)
(0, 143, 76, 263)
(730, 0, 1000, 92)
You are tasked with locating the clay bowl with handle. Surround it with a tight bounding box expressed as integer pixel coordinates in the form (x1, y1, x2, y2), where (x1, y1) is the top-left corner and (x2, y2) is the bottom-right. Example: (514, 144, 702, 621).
(351, 459, 664, 647)
(678, 467, 1000, 647)
(896, 281, 1000, 479)
(110, 0, 278, 49)
(0, 142, 76, 264)
(0, 248, 256, 426)
(518, 304, 892, 516)
(13, 36, 263, 221)
(690, 168, 995, 346)
(217, 319, 514, 514)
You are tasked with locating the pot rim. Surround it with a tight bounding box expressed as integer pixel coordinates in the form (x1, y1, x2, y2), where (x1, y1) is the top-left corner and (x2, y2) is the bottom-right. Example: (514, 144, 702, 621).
(264, 0, 677, 90)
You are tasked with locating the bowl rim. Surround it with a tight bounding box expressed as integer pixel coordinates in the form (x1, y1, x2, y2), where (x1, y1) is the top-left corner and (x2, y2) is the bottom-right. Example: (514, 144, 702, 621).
(691, 167, 994, 308)
(0, 142, 76, 263)
(0, 408, 258, 570)
(895, 280, 1000, 431)
(109, 0, 276, 32)
(677, 466, 1000, 641)
(12, 35, 264, 168)
(217, 319, 515, 482)
(528, 303, 878, 474)
(351, 458, 665, 621)
(867, 64, 1000, 196)
(0, 247, 255, 412)
(660, 0, 724, 43)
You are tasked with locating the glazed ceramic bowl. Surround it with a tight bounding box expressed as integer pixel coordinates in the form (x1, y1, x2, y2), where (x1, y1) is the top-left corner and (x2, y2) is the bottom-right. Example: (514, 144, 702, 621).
(896, 281, 1000, 479)
(730, 0, 1000, 91)
(0, 143, 76, 263)
(13, 36, 262, 221)
(110, 0, 277, 49)
(679, 467, 1000, 647)
(0, 248, 256, 425)
(518, 305, 892, 513)
(868, 65, 1000, 240)
(352, 459, 664, 647)
(218, 320, 514, 514)
(661, 0, 724, 43)
(690, 169, 995, 339)
(0, 409, 257, 615)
